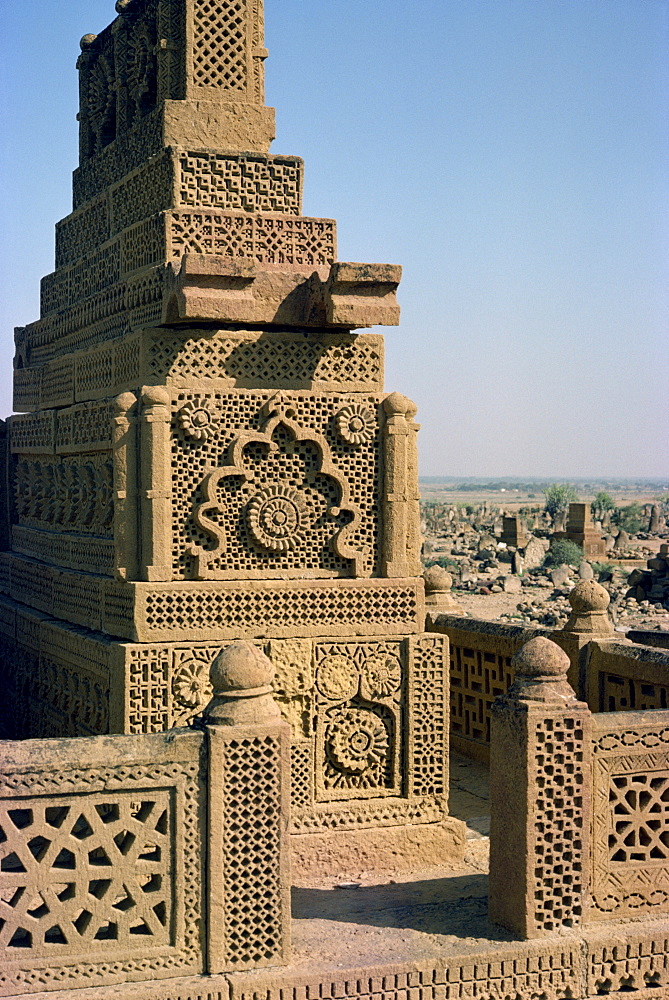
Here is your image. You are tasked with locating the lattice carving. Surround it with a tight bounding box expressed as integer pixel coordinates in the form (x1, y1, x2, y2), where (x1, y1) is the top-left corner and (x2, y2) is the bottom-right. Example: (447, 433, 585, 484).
(127, 647, 170, 734)
(147, 330, 382, 390)
(0, 790, 171, 948)
(139, 581, 420, 639)
(55, 402, 114, 453)
(12, 455, 114, 537)
(76, 345, 114, 397)
(0, 750, 203, 993)
(590, 717, 669, 920)
(411, 636, 448, 796)
(74, 109, 164, 206)
(170, 391, 379, 580)
(13, 369, 41, 413)
(220, 736, 286, 968)
(11, 528, 115, 578)
(121, 215, 165, 273)
(533, 716, 585, 931)
(178, 152, 301, 214)
(56, 198, 109, 269)
(599, 672, 668, 712)
(110, 154, 173, 235)
(169, 212, 336, 266)
(450, 641, 514, 748)
(290, 742, 313, 812)
(192, 0, 248, 93)
(10, 412, 55, 455)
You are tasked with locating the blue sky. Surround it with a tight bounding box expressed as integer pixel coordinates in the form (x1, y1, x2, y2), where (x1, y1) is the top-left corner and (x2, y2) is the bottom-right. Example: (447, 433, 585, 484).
(1, 0, 667, 477)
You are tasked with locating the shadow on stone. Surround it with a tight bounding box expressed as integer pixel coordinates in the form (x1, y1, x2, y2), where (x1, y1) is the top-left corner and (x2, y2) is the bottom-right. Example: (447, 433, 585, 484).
(292, 874, 512, 942)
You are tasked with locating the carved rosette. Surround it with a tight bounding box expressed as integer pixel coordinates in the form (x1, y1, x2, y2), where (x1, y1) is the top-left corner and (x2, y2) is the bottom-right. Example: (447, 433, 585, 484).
(335, 404, 375, 446)
(247, 485, 307, 552)
(315, 654, 358, 702)
(171, 655, 213, 725)
(361, 654, 401, 700)
(178, 399, 219, 442)
(325, 707, 389, 776)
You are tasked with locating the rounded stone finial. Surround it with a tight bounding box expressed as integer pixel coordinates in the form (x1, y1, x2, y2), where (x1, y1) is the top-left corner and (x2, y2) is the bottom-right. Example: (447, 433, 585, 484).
(80, 34, 98, 49)
(383, 392, 413, 417)
(114, 391, 136, 415)
(512, 636, 570, 680)
(569, 579, 610, 614)
(210, 641, 274, 695)
(141, 385, 170, 407)
(423, 564, 452, 595)
(203, 642, 281, 727)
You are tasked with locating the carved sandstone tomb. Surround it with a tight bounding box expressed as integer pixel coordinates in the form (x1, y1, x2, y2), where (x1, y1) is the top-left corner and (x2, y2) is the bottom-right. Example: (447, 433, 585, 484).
(0, 0, 464, 873)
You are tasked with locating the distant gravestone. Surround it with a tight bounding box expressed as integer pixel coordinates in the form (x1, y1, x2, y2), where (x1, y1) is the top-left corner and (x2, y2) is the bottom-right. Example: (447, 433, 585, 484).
(649, 505, 661, 533)
(614, 530, 630, 551)
(551, 564, 571, 587)
(578, 561, 594, 581)
(523, 536, 546, 570)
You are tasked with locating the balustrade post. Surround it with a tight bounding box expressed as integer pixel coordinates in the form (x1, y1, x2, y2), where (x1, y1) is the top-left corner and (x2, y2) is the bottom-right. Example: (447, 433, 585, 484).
(202, 641, 291, 973)
(553, 580, 614, 699)
(489, 636, 592, 939)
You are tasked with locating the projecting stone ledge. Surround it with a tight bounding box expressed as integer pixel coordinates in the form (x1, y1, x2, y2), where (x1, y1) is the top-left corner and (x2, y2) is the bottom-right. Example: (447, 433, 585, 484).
(163, 256, 401, 330)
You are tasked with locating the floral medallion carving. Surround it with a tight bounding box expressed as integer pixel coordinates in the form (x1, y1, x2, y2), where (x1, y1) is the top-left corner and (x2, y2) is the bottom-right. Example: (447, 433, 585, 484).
(178, 399, 219, 442)
(171, 655, 213, 724)
(361, 654, 402, 700)
(188, 398, 365, 578)
(335, 404, 375, 446)
(247, 485, 306, 552)
(315, 654, 358, 703)
(325, 707, 389, 777)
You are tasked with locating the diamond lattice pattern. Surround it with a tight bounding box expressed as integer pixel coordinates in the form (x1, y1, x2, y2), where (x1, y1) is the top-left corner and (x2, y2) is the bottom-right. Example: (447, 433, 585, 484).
(193, 0, 248, 91)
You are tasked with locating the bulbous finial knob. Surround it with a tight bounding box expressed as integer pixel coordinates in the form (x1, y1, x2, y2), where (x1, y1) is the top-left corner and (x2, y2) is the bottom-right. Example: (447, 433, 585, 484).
(210, 640, 274, 695)
(559, 578, 613, 637)
(80, 34, 98, 49)
(423, 564, 452, 595)
(569, 579, 610, 613)
(203, 642, 281, 726)
(512, 636, 570, 680)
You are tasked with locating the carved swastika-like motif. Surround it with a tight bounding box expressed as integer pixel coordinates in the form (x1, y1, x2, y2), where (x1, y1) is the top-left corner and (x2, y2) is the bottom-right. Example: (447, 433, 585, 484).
(178, 153, 301, 214)
(533, 716, 585, 932)
(450, 644, 513, 748)
(608, 772, 669, 863)
(600, 672, 668, 712)
(0, 791, 172, 953)
(221, 736, 286, 968)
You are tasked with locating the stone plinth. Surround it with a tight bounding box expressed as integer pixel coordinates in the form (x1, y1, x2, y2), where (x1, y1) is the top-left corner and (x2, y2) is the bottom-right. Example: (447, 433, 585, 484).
(553, 502, 607, 559)
(500, 515, 529, 548)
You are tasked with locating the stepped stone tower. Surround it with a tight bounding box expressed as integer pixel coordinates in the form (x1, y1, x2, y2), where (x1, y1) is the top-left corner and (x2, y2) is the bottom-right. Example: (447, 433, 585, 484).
(0, 0, 463, 871)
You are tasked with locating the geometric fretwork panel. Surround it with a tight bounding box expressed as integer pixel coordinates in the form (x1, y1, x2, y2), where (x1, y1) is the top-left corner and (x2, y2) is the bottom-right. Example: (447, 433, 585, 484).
(0, 746, 204, 995)
(588, 715, 669, 922)
(450, 643, 514, 747)
(532, 715, 586, 932)
(221, 736, 286, 969)
(0, 791, 172, 954)
(609, 773, 669, 863)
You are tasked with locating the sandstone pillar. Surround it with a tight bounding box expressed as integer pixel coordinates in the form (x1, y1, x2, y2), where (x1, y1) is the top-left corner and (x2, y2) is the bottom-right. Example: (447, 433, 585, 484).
(202, 641, 291, 972)
(489, 636, 592, 938)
